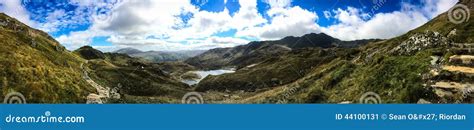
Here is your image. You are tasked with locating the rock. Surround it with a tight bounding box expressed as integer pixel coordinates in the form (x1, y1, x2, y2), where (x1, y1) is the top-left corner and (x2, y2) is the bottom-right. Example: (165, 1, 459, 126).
(448, 29, 457, 37)
(429, 69, 440, 76)
(110, 87, 121, 99)
(430, 56, 440, 66)
(0, 20, 7, 27)
(86, 94, 103, 104)
(231, 95, 241, 99)
(417, 99, 432, 104)
(338, 101, 351, 104)
(391, 31, 448, 55)
(449, 55, 474, 65)
(435, 89, 454, 98)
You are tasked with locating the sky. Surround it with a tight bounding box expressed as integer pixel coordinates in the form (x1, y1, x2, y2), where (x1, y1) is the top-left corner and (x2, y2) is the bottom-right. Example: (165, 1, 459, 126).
(0, 0, 458, 52)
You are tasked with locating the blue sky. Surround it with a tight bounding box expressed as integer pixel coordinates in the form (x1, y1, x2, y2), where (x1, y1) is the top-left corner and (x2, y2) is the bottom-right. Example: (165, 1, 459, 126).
(0, 0, 457, 51)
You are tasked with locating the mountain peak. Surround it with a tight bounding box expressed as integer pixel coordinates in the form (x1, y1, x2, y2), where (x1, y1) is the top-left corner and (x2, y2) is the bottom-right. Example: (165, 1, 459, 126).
(74, 46, 106, 60)
(302, 32, 334, 39)
(275, 32, 339, 48)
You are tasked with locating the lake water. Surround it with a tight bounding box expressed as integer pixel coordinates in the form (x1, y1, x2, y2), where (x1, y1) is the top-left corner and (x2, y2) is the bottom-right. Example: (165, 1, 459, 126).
(181, 69, 235, 85)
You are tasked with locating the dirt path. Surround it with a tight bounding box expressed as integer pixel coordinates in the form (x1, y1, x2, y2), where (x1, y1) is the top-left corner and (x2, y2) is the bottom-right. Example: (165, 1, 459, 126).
(431, 82, 473, 90)
(443, 65, 474, 74)
(81, 61, 110, 104)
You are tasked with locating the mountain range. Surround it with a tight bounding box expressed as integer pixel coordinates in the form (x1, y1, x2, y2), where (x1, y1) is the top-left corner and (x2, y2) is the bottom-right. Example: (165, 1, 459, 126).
(114, 47, 205, 63)
(185, 33, 379, 70)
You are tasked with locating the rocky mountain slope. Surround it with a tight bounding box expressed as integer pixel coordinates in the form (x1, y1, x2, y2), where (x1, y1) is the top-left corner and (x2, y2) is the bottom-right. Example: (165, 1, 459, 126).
(0, 13, 94, 103)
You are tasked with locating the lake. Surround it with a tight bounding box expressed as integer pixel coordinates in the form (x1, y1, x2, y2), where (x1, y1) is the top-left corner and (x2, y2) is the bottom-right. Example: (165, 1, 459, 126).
(181, 69, 235, 85)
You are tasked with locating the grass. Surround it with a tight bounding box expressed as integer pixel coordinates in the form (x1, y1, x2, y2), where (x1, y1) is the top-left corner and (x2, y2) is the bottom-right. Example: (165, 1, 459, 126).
(0, 14, 94, 103)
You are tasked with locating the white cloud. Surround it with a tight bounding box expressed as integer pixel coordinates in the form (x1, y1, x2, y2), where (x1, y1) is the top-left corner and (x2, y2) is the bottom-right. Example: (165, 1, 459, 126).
(56, 30, 96, 49)
(237, 6, 320, 40)
(227, 0, 267, 31)
(321, 0, 457, 40)
(37, 9, 66, 32)
(57, 0, 265, 51)
(105, 36, 248, 52)
(0, 0, 35, 26)
(421, 0, 458, 18)
(3, 0, 458, 51)
(262, 0, 292, 8)
(209, 36, 250, 45)
(98, 0, 197, 36)
(322, 10, 428, 40)
(178, 9, 233, 39)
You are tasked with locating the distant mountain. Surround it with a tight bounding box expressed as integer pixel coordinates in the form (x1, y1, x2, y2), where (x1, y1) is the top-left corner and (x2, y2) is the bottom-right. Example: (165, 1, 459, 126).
(114, 47, 143, 55)
(114, 48, 205, 63)
(185, 33, 379, 69)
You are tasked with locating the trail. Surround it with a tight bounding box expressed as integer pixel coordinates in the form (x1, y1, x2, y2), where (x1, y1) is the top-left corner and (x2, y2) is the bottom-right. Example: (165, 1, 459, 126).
(81, 61, 111, 104)
(429, 43, 474, 102)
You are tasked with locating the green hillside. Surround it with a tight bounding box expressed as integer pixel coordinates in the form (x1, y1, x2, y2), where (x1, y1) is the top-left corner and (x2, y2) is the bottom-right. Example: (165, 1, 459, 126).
(0, 13, 94, 103)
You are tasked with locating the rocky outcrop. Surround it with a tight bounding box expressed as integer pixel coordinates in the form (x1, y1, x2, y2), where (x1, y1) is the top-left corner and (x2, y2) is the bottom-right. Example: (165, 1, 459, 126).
(425, 42, 474, 103)
(81, 62, 121, 104)
(391, 31, 449, 55)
